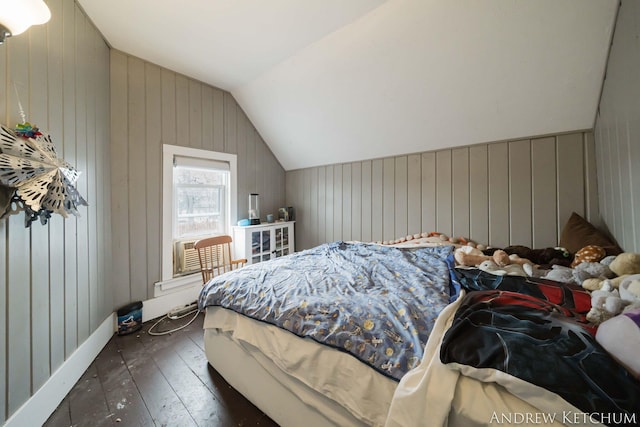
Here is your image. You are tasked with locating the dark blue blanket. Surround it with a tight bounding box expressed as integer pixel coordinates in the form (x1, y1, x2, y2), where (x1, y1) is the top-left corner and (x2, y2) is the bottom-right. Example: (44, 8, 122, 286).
(199, 241, 455, 380)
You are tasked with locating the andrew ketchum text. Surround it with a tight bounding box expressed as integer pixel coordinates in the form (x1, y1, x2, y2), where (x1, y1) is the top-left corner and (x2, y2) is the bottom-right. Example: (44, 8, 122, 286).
(490, 411, 636, 425)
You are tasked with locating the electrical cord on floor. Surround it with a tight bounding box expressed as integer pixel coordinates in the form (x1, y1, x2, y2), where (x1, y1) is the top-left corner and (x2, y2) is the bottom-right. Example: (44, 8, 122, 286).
(147, 308, 201, 336)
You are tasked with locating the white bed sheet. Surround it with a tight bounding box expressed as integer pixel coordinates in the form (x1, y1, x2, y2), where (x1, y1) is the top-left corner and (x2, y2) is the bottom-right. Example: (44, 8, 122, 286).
(203, 306, 397, 427)
(385, 293, 603, 427)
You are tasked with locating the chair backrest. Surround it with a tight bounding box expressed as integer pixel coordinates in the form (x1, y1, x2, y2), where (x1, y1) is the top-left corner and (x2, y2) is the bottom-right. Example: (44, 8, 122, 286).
(194, 235, 238, 284)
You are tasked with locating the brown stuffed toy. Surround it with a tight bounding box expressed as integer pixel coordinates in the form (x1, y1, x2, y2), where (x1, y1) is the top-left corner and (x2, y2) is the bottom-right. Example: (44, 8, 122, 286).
(455, 249, 533, 268)
(500, 245, 572, 269)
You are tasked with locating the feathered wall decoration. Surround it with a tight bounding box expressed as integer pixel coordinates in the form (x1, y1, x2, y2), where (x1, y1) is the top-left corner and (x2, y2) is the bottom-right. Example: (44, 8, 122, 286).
(0, 123, 88, 227)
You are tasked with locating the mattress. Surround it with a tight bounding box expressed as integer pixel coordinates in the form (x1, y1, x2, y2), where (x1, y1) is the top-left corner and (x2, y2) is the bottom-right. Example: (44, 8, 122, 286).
(203, 306, 398, 427)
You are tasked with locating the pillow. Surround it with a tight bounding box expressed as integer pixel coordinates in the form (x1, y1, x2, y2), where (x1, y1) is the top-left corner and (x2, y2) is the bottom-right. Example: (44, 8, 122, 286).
(596, 307, 640, 379)
(559, 212, 622, 256)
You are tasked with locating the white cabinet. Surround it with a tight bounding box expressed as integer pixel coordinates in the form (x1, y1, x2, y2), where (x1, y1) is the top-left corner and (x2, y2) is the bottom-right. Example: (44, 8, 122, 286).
(232, 221, 295, 265)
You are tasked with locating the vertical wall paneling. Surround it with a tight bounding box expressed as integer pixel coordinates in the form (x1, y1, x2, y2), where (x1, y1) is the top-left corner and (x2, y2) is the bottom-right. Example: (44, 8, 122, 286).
(421, 153, 436, 233)
(223, 93, 237, 154)
(435, 150, 452, 236)
(342, 164, 352, 241)
(325, 165, 334, 242)
(110, 51, 130, 305)
(0, 39, 5, 421)
(469, 145, 489, 245)
(110, 52, 285, 305)
(371, 159, 383, 241)
(285, 132, 596, 251)
(189, 80, 202, 149)
(160, 69, 177, 145)
(236, 111, 249, 222)
(556, 133, 585, 239)
(508, 139, 532, 247)
(382, 158, 395, 240)
(407, 154, 421, 235)
(304, 168, 314, 249)
(531, 137, 558, 248)
(7, 31, 31, 415)
(451, 148, 470, 239)
(46, 0, 66, 374)
(0, 220, 5, 421)
(317, 167, 327, 243)
(0, 0, 112, 421)
(127, 57, 148, 303)
(29, 19, 51, 391)
(333, 165, 343, 241)
(87, 24, 99, 331)
(62, 0, 78, 358)
(310, 167, 319, 246)
(175, 76, 189, 144)
(351, 162, 362, 242)
(394, 156, 408, 239)
(75, 9, 90, 343)
(488, 142, 510, 248)
(201, 85, 214, 151)
(594, 0, 640, 253)
(583, 132, 599, 225)
(361, 161, 372, 242)
(212, 89, 225, 152)
(145, 63, 162, 297)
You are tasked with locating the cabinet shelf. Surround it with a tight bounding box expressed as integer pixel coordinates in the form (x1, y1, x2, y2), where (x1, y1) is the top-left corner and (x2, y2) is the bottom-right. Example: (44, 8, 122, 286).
(233, 221, 295, 265)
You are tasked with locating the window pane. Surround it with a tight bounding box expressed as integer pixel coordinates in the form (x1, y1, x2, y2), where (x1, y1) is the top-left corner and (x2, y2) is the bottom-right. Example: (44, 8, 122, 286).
(173, 165, 228, 240)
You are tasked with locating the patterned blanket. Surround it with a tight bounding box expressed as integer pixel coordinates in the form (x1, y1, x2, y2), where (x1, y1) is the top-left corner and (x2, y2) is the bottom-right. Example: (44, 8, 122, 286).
(199, 241, 455, 380)
(442, 269, 640, 425)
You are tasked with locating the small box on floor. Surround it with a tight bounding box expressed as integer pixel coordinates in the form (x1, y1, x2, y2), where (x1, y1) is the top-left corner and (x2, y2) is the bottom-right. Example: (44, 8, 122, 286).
(117, 301, 143, 335)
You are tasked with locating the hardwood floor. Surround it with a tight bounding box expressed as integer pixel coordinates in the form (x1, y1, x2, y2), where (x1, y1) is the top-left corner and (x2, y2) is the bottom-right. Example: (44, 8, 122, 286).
(44, 312, 279, 427)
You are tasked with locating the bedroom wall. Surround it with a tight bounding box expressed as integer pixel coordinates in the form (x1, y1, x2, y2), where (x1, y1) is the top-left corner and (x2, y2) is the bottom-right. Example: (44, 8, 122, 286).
(110, 50, 286, 307)
(287, 131, 598, 251)
(593, 0, 640, 253)
(0, 0, 112, 422)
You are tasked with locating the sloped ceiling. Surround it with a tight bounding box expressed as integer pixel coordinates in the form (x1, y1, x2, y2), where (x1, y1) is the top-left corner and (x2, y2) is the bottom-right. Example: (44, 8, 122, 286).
(78, 0, 618, 171)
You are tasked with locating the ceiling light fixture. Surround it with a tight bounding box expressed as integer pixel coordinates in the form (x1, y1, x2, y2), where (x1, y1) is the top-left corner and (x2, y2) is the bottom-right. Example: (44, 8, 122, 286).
(0, 0, 51, 44)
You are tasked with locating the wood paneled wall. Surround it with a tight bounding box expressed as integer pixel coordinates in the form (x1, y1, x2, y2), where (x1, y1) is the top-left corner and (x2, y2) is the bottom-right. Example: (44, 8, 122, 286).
(0, 0, 111, 422)
(594, 0, 639, 253)
(287, 131, 598, 251)
(110, 51, 285, 307)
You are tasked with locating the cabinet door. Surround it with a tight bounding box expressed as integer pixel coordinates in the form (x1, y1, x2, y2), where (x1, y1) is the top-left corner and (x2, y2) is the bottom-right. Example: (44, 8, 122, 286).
(251, 229, 271, 264)
(273, 225, 290, 258)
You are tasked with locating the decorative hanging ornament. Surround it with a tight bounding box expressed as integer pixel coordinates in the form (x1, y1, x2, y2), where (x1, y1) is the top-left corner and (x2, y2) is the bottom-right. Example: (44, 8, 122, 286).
(0, 123, 88, 227)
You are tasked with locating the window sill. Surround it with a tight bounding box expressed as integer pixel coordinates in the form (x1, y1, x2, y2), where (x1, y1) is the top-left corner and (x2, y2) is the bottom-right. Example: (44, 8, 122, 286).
(154, 273, 203, 298)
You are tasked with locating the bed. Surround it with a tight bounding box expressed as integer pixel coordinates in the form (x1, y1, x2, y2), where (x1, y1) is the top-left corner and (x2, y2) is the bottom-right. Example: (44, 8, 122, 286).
(198, 236, 640, 427)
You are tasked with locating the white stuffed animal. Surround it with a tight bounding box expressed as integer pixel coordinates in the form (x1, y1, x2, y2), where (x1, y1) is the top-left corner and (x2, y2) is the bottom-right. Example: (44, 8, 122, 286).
(587, 274, 640, 325)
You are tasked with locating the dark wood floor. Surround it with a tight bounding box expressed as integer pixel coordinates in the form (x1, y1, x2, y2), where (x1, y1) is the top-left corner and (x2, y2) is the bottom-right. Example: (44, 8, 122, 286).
(44, 311, 279, 427)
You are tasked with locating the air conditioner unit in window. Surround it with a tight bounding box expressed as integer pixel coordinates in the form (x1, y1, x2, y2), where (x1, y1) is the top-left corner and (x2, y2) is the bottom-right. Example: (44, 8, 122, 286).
(174, 239, 201, 276)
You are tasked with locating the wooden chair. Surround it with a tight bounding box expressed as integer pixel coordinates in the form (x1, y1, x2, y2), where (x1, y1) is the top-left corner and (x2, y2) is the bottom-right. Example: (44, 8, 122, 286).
(194, 235, 247, 284)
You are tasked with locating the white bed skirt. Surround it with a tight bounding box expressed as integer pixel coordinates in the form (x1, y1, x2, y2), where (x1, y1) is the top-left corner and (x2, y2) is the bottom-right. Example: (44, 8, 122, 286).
(203, 307, 397, 427)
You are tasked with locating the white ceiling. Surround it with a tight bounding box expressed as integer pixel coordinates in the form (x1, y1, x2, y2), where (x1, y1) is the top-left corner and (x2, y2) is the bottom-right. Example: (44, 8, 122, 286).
(78, 0, 618, 171)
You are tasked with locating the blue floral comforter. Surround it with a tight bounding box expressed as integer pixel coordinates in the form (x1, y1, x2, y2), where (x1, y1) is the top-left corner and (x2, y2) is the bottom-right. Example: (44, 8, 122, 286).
(198, 241, 455, 380)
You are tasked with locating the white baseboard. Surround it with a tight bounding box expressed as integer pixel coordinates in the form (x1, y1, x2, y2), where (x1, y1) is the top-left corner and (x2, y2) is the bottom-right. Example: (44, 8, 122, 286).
(4, 313, 116, 427)
(142, 283, 202, 322)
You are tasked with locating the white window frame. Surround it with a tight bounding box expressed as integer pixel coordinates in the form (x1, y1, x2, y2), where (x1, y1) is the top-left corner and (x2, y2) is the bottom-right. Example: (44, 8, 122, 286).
(161, 144, 237, 282)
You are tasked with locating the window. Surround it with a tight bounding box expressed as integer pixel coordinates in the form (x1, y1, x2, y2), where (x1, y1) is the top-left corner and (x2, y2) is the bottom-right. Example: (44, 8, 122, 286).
(162, 145, 237, 281)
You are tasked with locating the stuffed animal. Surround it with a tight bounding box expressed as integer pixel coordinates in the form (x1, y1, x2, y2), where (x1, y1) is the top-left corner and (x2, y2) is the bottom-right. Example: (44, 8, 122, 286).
(578, 252, 640, 290)
(454, 247, 533, 268)
(596, 307, 640, 378)
(477, 260, 527, 277)
(501, 245, 572, 269)
(587, 281, 624, 324)
(609, 253, 640, 276)
(586, 275, 640, 325)
(582, 274, 629, 291)
(572, 261, 614, 286)
(571, 245, 606, 267)
(541, 265, 575, 283)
